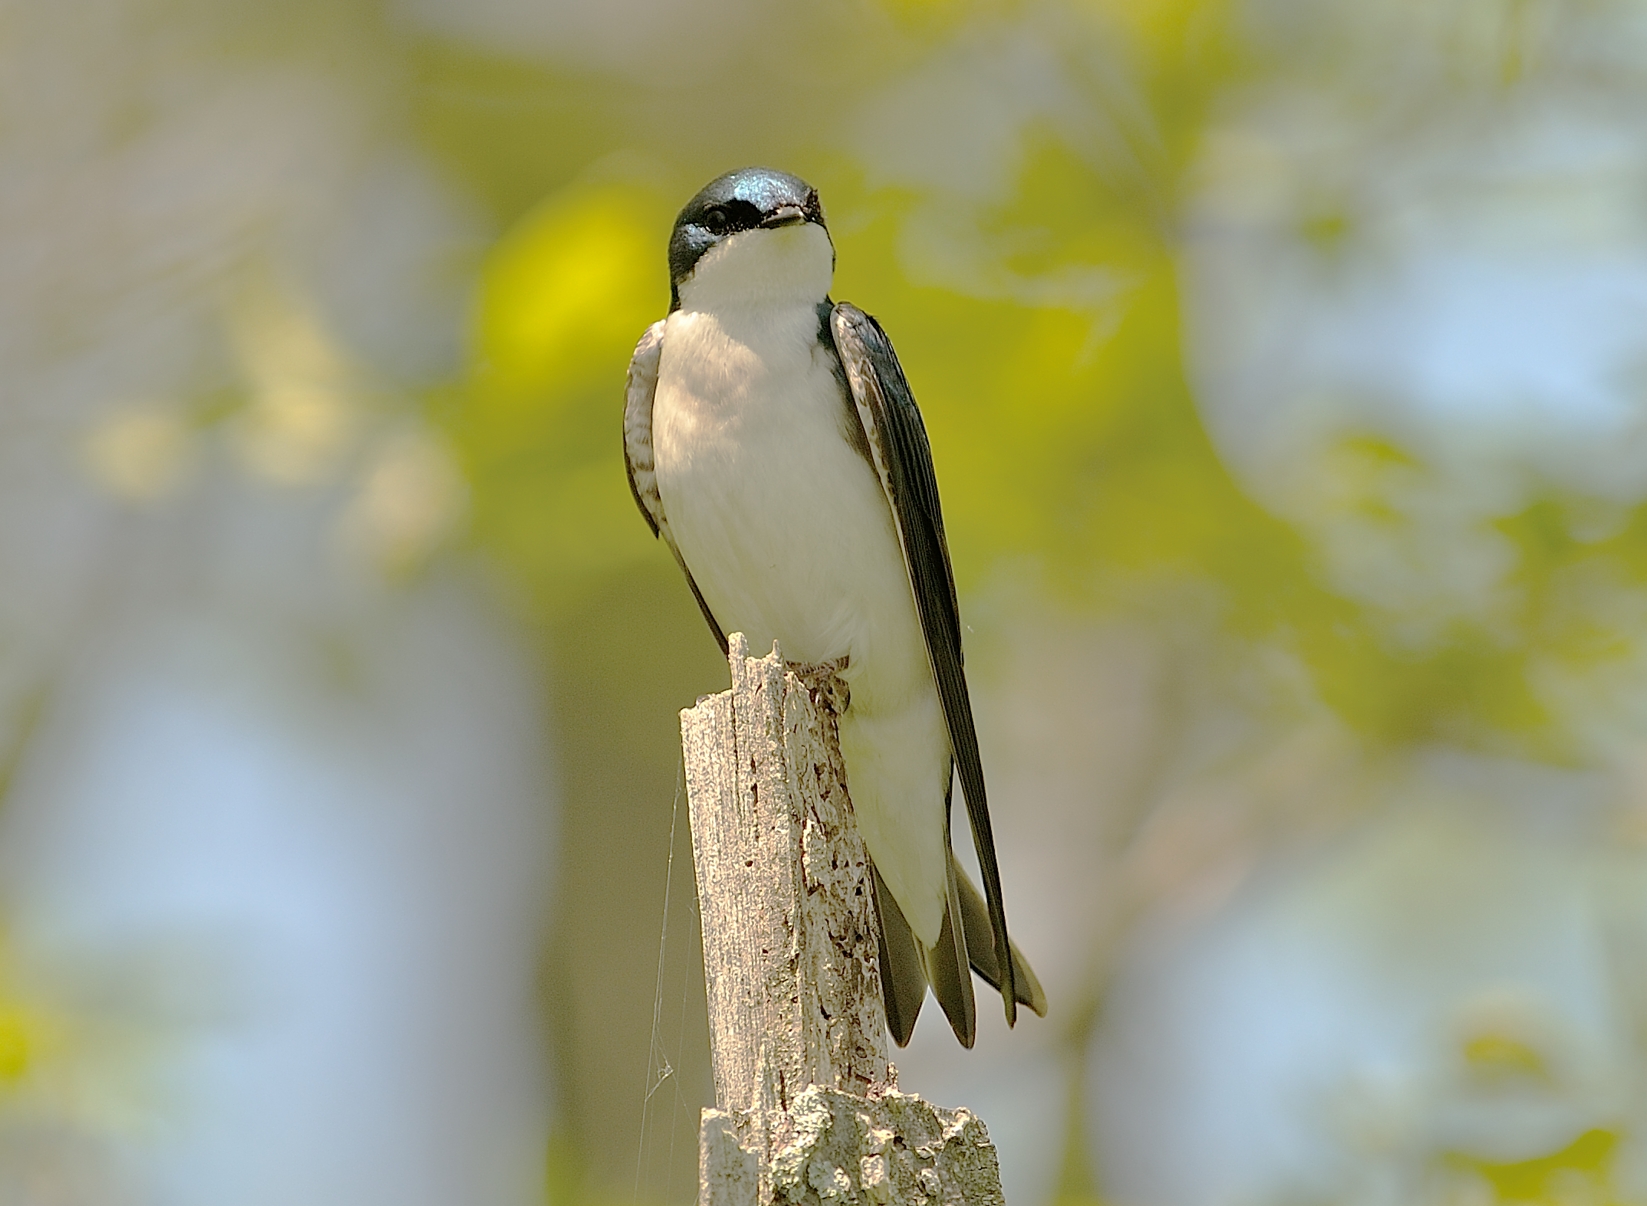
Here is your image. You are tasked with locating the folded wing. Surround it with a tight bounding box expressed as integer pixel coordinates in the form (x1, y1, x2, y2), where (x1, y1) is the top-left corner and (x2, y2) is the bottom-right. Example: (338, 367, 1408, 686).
(624, 319, 729, 653)
(830, 302, 1042, 1034)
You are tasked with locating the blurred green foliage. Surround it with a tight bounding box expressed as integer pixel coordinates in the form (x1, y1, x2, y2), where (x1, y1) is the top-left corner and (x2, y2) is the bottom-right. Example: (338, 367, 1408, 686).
(456, 177, 676, 600)
(447, 0, 1647, 766)
(9, 0, 1647, 1200)
(401, 0, 1647, 1200)
(1449, 1128, 1621, 1205)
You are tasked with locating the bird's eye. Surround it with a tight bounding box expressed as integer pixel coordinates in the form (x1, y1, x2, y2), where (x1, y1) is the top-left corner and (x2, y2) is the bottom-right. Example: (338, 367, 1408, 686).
(703, 207, 730, 234)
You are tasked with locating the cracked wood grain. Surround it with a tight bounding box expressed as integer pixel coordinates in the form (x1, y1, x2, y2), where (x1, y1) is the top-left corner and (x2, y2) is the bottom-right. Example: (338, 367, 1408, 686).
(683, 635, 1006, 1206)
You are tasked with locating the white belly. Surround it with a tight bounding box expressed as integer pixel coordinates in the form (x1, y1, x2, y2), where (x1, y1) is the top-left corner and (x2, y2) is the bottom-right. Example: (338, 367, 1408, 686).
(653, 306, 922, 695)
(651, 302, 951, 943)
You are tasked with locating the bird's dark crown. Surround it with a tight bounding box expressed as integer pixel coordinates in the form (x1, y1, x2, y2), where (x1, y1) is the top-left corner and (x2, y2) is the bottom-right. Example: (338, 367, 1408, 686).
(668, 167, 828, 309)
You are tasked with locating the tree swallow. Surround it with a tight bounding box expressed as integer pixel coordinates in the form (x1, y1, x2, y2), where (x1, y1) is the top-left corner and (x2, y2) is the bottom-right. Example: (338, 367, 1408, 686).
(624, 167, 1045, 1047)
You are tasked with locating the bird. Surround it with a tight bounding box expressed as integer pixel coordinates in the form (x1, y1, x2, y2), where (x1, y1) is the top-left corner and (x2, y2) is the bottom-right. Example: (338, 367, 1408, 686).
(623, 166, 1045, 1047)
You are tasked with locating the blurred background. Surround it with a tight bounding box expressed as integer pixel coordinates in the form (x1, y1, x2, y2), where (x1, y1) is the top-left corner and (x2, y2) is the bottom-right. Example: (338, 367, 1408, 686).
(5, 0, 1647, 1203)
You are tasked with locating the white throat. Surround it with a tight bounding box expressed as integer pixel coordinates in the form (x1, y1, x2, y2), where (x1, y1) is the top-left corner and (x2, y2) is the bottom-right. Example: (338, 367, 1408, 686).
(676, 223, 835, 314)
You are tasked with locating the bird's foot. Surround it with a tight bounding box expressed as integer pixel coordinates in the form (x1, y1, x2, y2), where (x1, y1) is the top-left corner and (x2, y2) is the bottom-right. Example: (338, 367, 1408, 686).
(791, 656, 850, 716)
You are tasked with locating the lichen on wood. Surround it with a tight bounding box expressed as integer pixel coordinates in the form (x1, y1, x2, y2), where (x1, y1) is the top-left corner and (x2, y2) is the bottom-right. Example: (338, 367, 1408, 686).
(702, 1086, 1004, 1206)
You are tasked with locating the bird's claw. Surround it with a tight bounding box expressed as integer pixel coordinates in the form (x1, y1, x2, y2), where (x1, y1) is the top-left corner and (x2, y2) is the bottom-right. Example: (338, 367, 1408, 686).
(791, 656, 850, 716)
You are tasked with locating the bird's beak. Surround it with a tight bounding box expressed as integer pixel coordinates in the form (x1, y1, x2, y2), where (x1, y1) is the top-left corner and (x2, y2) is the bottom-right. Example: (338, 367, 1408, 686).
(760, 205, 808, 229)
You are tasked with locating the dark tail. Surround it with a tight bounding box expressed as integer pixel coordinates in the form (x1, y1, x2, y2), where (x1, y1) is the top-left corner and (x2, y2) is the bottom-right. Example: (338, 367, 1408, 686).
(870, 856, 1046, 1049)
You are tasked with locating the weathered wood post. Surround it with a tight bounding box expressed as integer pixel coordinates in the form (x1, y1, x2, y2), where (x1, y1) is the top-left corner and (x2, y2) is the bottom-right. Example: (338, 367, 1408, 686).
(682, 633, 1006, 1206)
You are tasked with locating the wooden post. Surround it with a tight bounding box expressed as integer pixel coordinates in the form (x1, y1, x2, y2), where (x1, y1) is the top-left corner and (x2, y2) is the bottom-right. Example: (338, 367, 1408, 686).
(682, 634, 1006, 1206)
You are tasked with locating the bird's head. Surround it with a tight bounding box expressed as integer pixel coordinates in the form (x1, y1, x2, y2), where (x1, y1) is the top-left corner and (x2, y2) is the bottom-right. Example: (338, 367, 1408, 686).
(668, 167, 833, 313)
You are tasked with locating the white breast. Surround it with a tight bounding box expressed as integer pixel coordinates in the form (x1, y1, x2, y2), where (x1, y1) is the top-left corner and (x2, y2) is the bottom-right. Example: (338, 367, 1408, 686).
(649, 225, 953, 945)
(653, 302, 921, 690)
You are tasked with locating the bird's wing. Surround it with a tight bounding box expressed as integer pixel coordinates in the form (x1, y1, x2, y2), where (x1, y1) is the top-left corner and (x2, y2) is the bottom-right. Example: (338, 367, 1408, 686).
(829, 301, 1019, 1027)
(624, 320, 729, 654)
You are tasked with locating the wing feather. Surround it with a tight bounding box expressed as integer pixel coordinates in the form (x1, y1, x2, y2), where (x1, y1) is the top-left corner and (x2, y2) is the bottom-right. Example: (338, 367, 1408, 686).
(829, 302, 1020, 1026)
(624, 321, 668, 537)
(624, 320, 729, 654)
